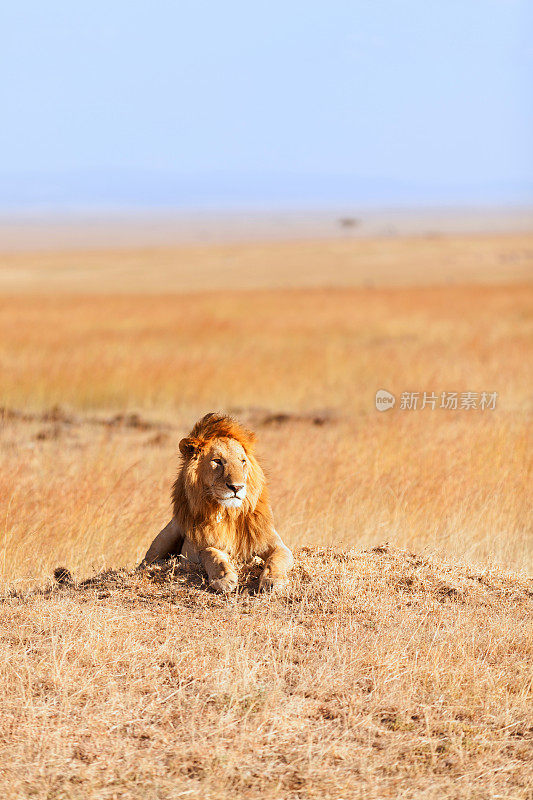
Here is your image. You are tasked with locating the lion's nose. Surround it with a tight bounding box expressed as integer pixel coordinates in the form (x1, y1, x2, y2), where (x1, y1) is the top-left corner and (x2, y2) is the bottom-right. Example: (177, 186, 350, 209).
(226, 482, 244, 495)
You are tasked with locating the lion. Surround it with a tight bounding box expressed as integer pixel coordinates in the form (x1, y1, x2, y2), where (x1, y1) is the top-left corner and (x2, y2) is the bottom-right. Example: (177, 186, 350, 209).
(141, 412, 294, 593)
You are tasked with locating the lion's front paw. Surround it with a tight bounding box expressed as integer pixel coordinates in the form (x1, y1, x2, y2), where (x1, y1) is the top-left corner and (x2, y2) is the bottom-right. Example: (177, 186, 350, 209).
(259, 572, 287, 592)
(210, 574, 238, 594)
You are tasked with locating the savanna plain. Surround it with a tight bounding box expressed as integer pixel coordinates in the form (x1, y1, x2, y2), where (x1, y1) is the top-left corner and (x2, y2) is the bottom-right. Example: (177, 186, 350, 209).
(0, 234, 532, 799)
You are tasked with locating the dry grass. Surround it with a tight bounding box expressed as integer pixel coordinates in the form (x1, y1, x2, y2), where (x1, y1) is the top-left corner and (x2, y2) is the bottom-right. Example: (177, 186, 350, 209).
(0, 234, 532, 798)
(0, 283, 532, 415)
(1, 233, 532, 293)
(1, 548, 532, 799)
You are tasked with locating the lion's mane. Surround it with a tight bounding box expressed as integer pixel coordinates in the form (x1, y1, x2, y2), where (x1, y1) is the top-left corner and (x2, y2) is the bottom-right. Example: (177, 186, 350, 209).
(172, 413, 274, 561)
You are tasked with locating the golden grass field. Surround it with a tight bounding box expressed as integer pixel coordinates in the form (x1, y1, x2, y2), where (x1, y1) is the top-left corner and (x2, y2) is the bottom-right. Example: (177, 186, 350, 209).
(1, 234, 532, 798)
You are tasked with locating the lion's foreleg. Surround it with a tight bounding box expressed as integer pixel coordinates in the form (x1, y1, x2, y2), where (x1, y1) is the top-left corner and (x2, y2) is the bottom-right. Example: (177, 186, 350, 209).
(141, 518, 184, 565)
(259, 531, 294, 592)
(200, 547, 238, 594)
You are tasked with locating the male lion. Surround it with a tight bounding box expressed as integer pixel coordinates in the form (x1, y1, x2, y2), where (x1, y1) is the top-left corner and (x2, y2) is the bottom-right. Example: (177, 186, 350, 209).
(141, 412, 293, 593)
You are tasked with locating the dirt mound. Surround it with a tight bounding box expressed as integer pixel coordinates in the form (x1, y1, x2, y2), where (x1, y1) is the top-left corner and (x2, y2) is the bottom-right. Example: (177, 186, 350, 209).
(2, 544, 532, 800)
(4, 545, 530, 613)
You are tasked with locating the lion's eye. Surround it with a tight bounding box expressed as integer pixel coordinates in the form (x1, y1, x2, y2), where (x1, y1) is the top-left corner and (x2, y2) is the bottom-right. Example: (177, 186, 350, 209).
(241, 458, 247, 465)
(212, 458, 223, 467)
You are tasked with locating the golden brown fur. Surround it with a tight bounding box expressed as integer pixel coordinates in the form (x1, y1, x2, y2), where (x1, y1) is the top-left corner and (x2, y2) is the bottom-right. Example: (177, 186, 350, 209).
(142, 413, 293, 592)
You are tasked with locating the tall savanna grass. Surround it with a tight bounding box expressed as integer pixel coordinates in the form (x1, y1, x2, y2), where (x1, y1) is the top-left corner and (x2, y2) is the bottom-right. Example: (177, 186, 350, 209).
(1, 282, 531, 582)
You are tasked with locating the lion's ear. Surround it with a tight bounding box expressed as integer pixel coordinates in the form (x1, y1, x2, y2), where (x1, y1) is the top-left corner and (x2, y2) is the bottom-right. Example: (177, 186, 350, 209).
(179, 437, 197, 458)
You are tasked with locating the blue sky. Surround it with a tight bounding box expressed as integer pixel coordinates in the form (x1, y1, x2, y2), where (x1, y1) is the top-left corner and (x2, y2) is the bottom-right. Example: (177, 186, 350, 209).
(0, 0, 531, 209)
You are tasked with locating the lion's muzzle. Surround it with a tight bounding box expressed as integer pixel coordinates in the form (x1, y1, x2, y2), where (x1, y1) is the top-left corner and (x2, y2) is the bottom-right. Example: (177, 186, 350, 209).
(218, 482, 247, 508)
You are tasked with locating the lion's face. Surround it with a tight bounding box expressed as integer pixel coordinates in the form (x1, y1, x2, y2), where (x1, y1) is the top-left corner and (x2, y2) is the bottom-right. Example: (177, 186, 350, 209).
(196, 437, 249, 509)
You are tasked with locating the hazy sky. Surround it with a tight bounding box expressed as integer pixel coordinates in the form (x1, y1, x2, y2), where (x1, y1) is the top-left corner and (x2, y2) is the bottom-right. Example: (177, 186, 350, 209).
(0, 0, 531, 209)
